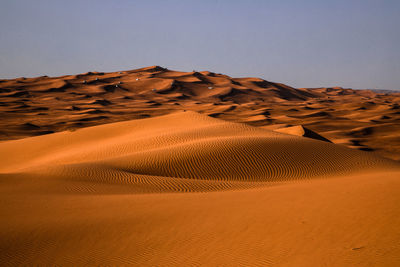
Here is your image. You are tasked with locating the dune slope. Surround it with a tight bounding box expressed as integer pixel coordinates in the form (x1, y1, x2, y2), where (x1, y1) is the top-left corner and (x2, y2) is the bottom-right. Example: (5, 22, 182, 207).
(1, 111, 400, 266)
(0, 111, 397, 188)
(1, 66, 399, 160)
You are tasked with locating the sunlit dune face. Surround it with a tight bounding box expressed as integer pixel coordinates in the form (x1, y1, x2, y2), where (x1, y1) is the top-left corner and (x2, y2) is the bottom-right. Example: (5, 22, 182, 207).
(0, 66, 399, 160)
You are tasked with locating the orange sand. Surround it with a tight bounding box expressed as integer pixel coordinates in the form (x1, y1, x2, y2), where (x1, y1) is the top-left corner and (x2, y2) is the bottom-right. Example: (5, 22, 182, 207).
(0, 111, 399, 266)
(1, 66, 399, 160)
(1, 67, 400, 266)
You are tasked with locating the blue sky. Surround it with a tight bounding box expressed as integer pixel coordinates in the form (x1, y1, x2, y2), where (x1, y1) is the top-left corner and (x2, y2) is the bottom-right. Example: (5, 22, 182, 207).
(0, 0, 399, 89)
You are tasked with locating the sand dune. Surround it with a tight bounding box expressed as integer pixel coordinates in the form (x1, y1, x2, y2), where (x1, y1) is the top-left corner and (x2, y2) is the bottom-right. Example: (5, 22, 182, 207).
(1, 67, 400, 266)
(1, 111, 397, 186)
(1, 111, 400, 266)
(1, 66, 399, 160)
(274, 125, 332, 142)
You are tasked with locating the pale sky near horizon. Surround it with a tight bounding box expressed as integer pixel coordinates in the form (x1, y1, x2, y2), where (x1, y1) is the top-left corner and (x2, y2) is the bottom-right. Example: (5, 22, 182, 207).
(0, 0, 399, 90)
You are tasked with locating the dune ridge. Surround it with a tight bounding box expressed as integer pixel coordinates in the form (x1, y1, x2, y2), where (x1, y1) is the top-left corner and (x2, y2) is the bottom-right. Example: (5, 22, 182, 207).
(1, 112, 397, 195)
(1, 66, 399, 160)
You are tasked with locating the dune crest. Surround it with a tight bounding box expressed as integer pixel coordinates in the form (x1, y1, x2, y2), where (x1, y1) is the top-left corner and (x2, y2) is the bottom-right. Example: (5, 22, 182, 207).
(274, 125, 332, 142)
(0, 112, 397, 192)
(1, 66, 399, 160)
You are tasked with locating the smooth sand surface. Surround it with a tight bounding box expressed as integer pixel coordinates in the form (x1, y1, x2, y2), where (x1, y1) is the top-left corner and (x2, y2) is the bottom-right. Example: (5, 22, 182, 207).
(1, 111, 400, 266)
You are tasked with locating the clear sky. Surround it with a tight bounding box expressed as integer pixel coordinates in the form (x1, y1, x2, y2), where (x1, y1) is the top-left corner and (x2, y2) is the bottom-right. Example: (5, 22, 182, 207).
(1, 0, 399, 89)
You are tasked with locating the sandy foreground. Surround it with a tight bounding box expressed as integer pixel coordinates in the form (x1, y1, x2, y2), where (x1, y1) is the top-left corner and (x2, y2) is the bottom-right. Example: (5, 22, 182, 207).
(1, 111, 400, 266)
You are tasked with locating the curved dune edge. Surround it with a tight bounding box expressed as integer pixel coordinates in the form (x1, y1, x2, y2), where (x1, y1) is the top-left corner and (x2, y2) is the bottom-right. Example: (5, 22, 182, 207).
(0, 111, 398, 194)
(1, 66, 400, 160)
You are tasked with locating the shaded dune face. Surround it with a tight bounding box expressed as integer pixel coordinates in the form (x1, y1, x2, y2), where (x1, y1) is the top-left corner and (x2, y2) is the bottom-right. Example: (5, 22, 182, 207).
(274, 125, 332, 143)
(1, 66, 399, 160)
(0, 112, 397, 194)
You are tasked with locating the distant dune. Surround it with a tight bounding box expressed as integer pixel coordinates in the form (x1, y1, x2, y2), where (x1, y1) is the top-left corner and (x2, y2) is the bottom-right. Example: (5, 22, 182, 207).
(1, 67, 400, 266)
(0, 66, 399, 160)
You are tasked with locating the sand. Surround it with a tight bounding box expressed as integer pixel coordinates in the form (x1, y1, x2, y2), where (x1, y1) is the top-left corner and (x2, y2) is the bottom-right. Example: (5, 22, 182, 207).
(1, 66, 399, 160)
(1, 67, 400, 266)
